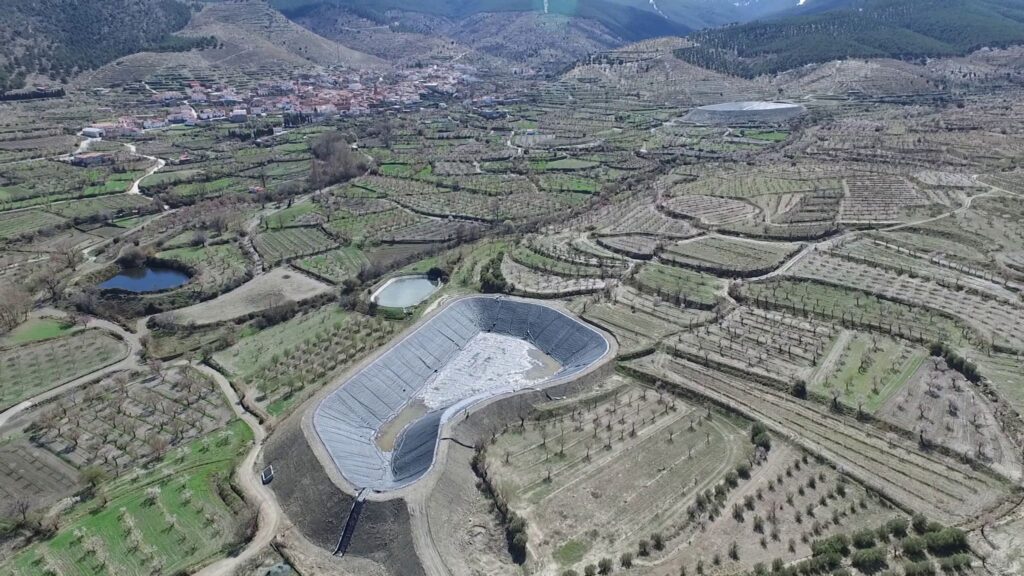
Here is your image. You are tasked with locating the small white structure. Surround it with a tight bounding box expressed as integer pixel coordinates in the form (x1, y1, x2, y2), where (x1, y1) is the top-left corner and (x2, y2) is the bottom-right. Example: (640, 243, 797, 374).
(81, 127, 104, 138)
(229, 109, 248, 123)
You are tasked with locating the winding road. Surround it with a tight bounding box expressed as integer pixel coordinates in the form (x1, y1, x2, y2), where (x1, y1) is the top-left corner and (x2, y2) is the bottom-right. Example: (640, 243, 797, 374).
(124, 142, 166, 195)
(0, 309, 282, 576)
(191, 363, 284, 576)
(0, 313, 145, 430)
(746, 178, 1008, 283)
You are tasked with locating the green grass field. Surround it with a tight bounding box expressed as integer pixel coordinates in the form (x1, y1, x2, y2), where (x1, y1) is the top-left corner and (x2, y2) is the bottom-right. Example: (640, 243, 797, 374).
(0, 329, 128, 411)
(295, 245, 369, 284)
(167, 177, 251, 199)
(512, 247, 603, 277)
(265, 202, 321, 229)
(538, 174, 599, 193)
(814, 333, 927, 414)
(212, 305, 350, 379)
(2, 420, 253, 576)
(1, 318, 74, 347)
(158, 243, 248, 269)
(741, 130, 789, 142)
(113, 214, 157, 229)
(450, 240, 510, 290)
(553, 538, 591, 566)
(0, 210, 66, 240)
(634, 263, 722, 307)
(378, 163, 416, 177)
(138, 168, 204, 190)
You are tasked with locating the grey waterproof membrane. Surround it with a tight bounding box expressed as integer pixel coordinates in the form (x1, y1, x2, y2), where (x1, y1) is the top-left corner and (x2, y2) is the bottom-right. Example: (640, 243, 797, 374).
(313, 296, 611, 491)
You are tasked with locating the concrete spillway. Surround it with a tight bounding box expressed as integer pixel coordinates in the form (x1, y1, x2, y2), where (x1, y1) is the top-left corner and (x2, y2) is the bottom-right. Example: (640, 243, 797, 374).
(313, 296, 612, 492)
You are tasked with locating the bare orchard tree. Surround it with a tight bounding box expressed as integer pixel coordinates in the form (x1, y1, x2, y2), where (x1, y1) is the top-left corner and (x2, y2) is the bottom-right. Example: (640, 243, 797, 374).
(148, 359, 166, 385)
(34, 263, 67, 301)
(0, 282, 32, 333)
(148, 434, 171, 460)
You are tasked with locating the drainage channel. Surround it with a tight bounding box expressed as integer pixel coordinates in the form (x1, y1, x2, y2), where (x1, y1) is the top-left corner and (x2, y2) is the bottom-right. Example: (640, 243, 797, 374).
(334, 488, 368, 556)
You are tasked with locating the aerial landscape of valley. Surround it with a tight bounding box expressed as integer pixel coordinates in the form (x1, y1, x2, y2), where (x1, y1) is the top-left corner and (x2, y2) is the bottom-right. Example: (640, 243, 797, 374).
(1, 0, 1024, 575)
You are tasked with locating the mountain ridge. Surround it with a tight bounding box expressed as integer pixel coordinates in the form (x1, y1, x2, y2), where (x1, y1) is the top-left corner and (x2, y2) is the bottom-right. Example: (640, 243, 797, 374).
(675, 0, 1024, 77)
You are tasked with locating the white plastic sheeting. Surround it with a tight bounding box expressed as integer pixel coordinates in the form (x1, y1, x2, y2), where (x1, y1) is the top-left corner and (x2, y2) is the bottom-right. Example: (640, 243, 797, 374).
(313, 296, 610, 491)
(683, 101, 806, 125)
(418, 332, 550, 410)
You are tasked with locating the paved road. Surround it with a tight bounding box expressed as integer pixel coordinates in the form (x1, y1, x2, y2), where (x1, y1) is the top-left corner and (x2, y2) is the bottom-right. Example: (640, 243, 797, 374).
(191, 363, 283, 576)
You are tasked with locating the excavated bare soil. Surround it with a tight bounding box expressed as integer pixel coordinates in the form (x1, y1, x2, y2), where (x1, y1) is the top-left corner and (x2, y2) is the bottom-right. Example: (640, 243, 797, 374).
(263, 417, 352, 551)
(347, 499, 425, 576)
(425, 443, 517, 575)
(265, 415, 426, 575)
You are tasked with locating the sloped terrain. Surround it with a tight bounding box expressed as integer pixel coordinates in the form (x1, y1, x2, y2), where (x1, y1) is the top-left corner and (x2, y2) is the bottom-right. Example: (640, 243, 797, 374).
(185, 1, 383, 70)
(0, 0, 198, 91)
(272, 0, 690, 71)
(677, 0, 1024, 77)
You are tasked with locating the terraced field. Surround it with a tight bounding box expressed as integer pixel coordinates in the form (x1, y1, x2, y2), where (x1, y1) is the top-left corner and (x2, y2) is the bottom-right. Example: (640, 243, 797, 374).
(662, 195, 761, 226)
(0, 329, 128, 411)
(596, 203, 699, 238)
(578, 286, 715, 354)
(501, 256, 606, 297)
(817, 332, 921, 400)
(157, 242, 251, 293)
(625, 354, 1011, 524)
(294, 246, 369, 284)
(839, 175, 928, 223)
(510, 246, 605, 278)
(253, 227, 339, 264)
(632, 263, 723, 309)
(486, 379, 752, 572)
(669, 307, 835, 382)
(789, 252, 1024, 350)
(737, 278, 966, 345)
(660, 236, 801, 277)
(0, 209, 66, 240)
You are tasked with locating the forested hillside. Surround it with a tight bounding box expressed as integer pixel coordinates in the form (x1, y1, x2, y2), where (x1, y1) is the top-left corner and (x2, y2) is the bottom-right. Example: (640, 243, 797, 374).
(272, 0, 690, 42)
(675, 0, 1024, 77)
(0, 0, 212, 92)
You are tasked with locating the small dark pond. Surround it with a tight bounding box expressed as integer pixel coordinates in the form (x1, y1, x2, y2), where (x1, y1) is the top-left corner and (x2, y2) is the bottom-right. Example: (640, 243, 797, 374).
(99, 266, 189, 293)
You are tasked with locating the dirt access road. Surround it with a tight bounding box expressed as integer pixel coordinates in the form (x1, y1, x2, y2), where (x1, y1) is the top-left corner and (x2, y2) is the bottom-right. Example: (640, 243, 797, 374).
(191, 362, 285, 576)
(0, 307, 284, 575)
(749, 183, 1006, 283)
(124, 141, 166, 195)
(0, 312, 145, 429)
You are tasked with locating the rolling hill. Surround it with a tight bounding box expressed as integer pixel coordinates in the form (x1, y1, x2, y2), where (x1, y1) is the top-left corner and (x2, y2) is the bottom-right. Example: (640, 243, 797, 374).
(675, 0, 1024, 77)
(272, 0, 692, 41)
(0, 0, 206, 92)
(270, 0, 712, 72)
(184, 1, 383, 70)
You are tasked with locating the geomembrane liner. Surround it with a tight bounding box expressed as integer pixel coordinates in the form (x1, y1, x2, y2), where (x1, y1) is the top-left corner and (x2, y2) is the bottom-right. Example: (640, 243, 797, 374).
(313, 296, 611, 491)
(682, 101, 806, 125)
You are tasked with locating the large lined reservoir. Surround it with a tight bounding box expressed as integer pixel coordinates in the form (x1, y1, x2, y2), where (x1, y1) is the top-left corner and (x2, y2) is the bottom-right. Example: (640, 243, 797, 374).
(312, 296, 612, 491)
